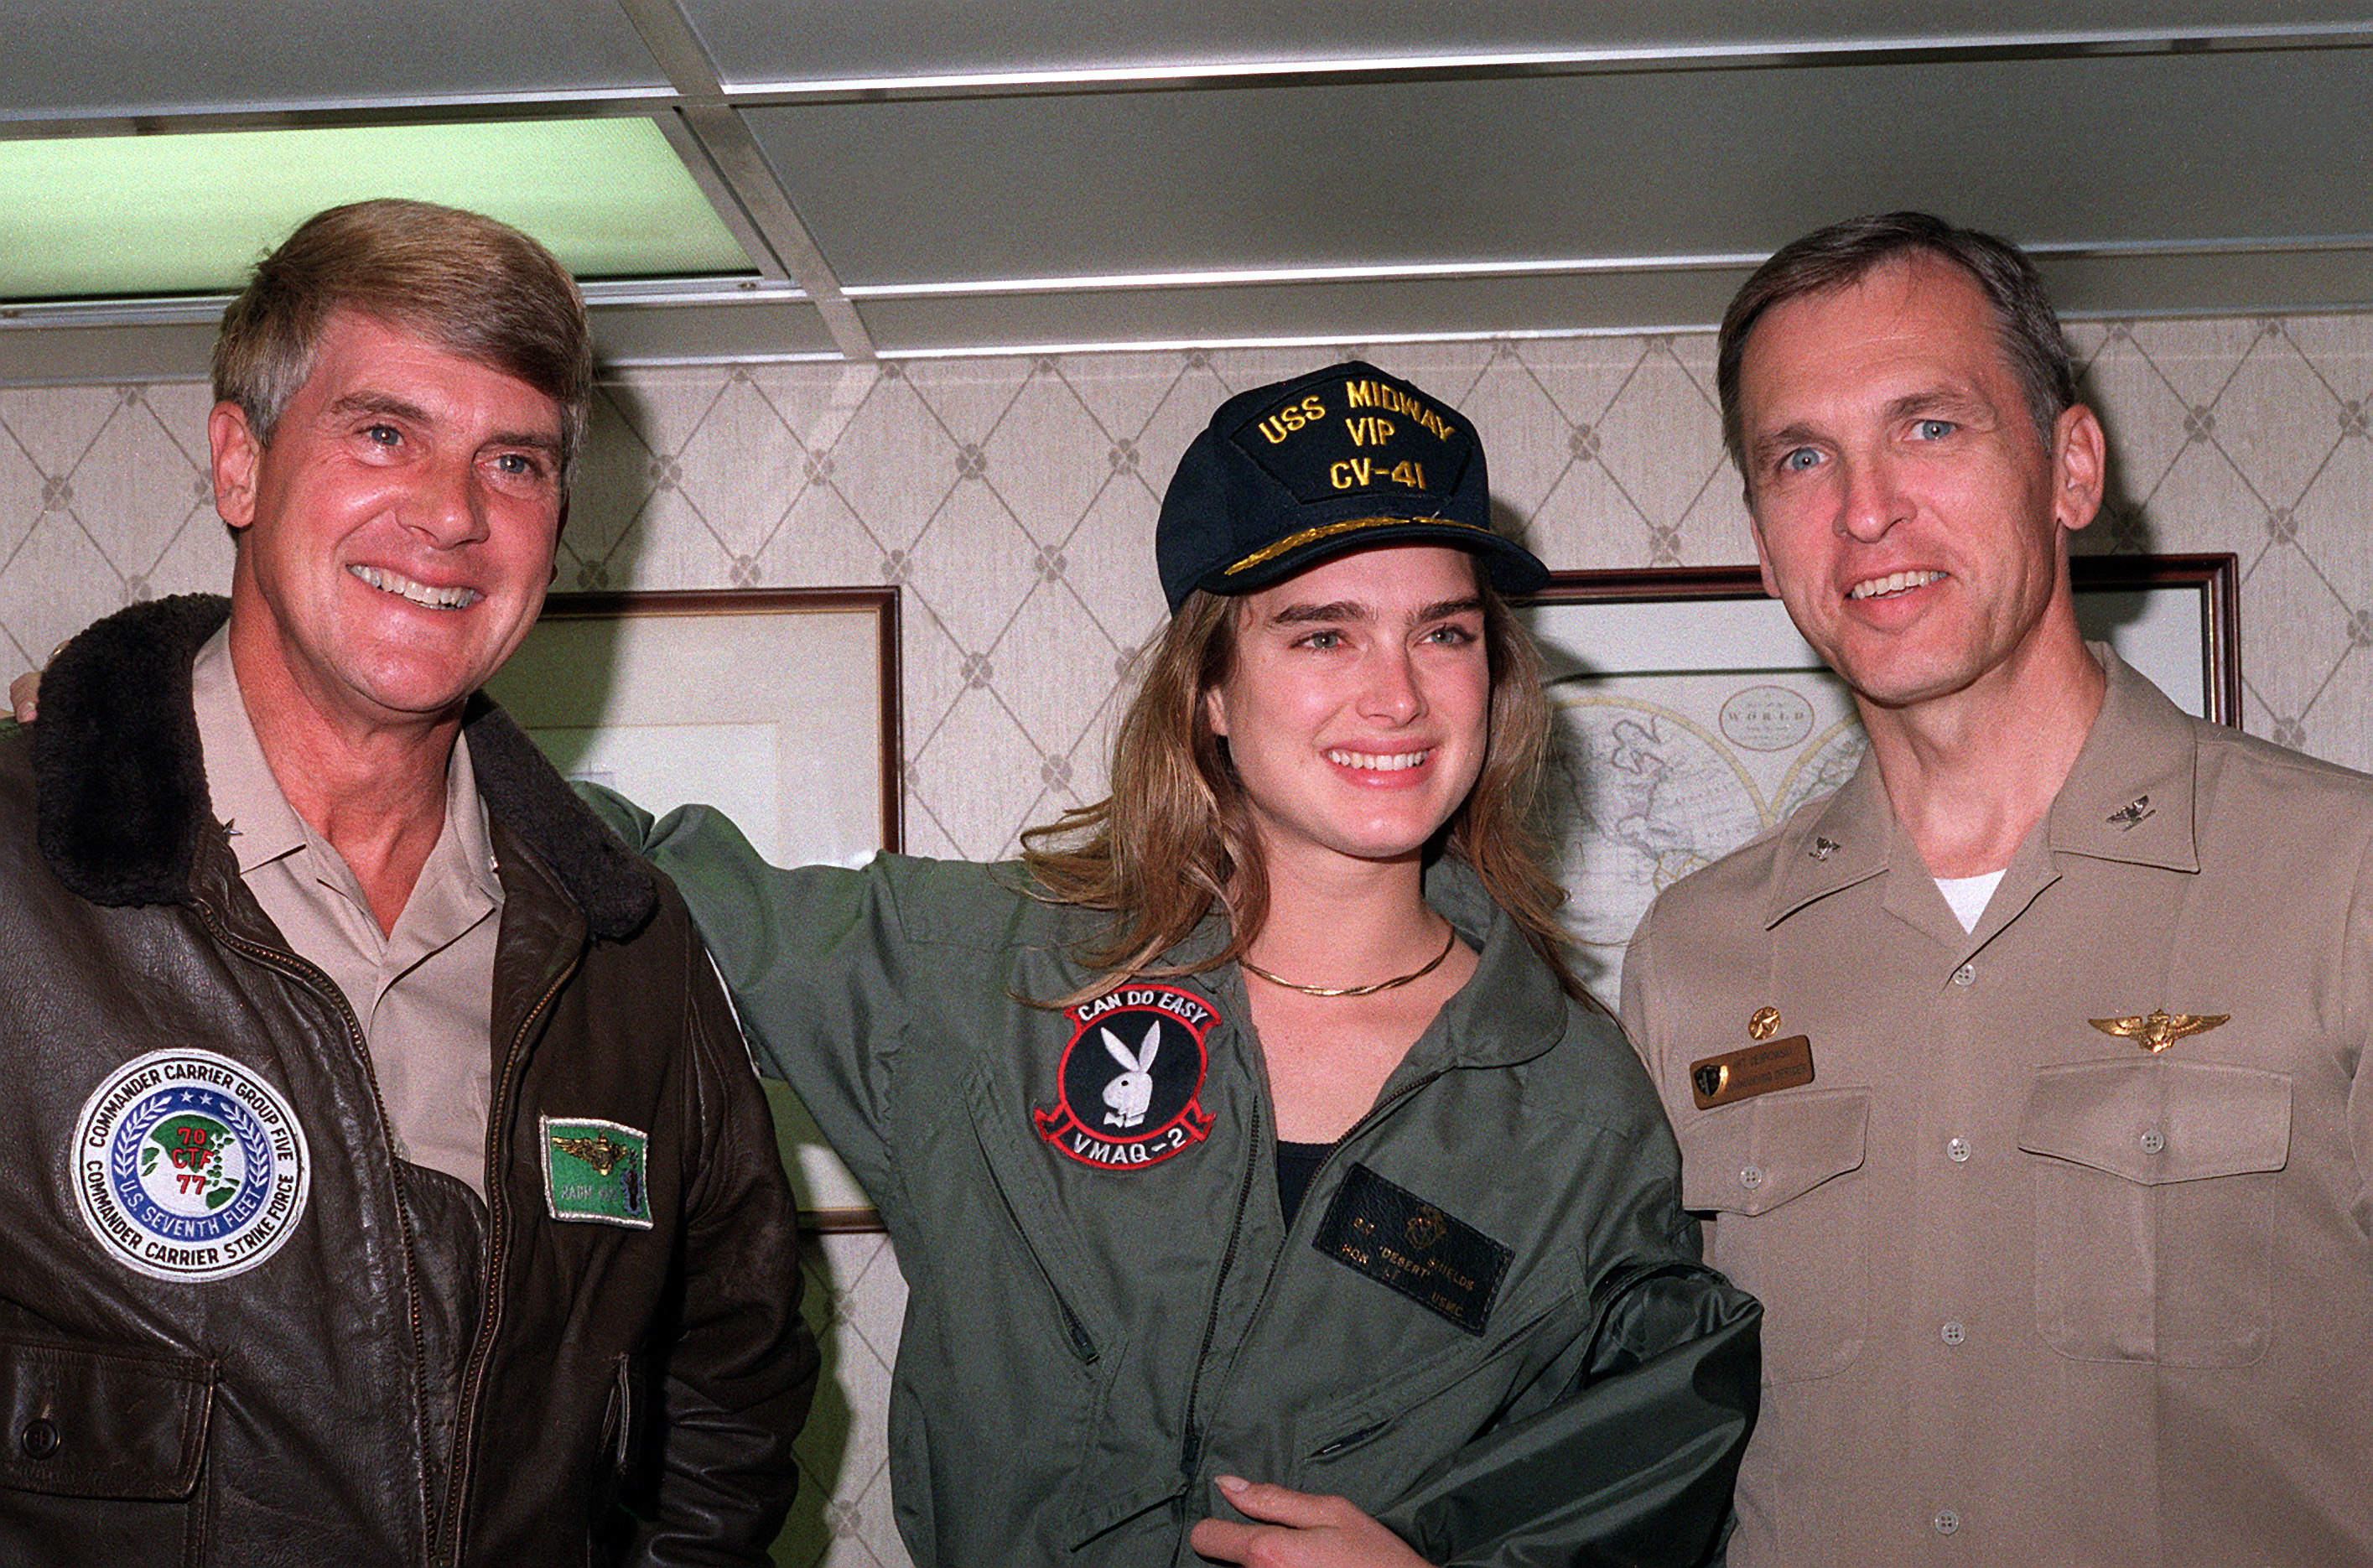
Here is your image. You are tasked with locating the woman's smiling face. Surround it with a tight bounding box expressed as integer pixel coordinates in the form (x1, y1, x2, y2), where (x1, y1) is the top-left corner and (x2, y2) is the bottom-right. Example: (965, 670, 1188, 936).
(1204, 543, 1491, 877)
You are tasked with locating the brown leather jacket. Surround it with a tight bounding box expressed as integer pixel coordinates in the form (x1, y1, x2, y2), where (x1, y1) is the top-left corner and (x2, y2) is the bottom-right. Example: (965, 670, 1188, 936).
(0, 595, 816, 1566)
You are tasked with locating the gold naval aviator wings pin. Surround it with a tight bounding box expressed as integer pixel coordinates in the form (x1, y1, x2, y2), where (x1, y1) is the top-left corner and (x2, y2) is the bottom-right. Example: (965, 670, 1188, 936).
(551, 1130, 636, 1176)
(2090, 1008, 2230, 1054)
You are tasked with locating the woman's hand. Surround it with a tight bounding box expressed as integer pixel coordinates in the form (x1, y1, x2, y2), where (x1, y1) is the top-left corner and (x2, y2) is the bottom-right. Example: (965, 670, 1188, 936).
(1189, 1476, 1432, 1567)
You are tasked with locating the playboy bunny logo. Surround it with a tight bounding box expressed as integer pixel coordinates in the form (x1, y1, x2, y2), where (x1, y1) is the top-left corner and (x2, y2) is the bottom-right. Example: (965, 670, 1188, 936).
(1100, 1024, 1160, 1128)
(1036, 984, 1218, 1170)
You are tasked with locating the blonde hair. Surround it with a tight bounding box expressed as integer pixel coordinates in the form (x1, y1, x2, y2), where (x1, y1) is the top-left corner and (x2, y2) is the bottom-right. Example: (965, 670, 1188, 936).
(212, 198, 592, 475)
(1022, 569, 1581, 1003)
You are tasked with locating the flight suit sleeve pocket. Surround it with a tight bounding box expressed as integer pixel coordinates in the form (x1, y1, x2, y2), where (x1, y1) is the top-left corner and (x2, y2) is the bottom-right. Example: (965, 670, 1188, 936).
(0, 1334, 212, 1499)
(1674, 1088, 1869, 1383)
(959, 1069, 1174, 1553)
(1676, 1088, 1868, 1215)
(2018, 1057, 2289, 1366)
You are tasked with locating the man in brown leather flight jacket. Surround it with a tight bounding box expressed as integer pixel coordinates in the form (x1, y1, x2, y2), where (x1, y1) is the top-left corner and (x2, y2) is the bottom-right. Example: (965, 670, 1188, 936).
(0, 200, 814, 1565)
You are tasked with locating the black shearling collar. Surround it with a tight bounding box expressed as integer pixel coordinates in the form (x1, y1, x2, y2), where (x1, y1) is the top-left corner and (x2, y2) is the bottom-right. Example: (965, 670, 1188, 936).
(33, 594, 656, 941)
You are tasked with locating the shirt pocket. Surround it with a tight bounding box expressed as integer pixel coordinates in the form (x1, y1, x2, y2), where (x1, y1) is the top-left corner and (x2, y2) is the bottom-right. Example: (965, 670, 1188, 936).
(2018, 1057, 2290, 1366)
(1675, 1088, 1869, 1383)
(0, 1333, 212, 1567)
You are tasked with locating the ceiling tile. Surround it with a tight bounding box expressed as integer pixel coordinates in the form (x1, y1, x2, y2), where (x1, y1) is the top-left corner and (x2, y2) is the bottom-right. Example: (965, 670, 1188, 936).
(751, 52, 2371, 286)
(2, 0, 665, 119)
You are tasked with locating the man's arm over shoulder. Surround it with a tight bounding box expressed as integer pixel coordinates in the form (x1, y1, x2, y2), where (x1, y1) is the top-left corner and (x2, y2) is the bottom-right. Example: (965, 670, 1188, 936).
(572, 779, 913, 1217)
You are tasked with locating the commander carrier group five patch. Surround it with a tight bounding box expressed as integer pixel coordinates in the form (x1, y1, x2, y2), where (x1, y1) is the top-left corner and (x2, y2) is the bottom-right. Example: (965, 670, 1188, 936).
(75, 1048, 311, 1282)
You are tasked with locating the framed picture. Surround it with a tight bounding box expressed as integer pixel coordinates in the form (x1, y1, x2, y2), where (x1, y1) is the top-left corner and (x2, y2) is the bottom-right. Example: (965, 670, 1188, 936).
(484, 587, 901, 1233)
(1519, 553, 2238, 996)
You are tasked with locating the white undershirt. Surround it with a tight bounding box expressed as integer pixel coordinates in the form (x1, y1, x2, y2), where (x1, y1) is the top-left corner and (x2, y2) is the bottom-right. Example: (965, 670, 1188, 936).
(1934, 870, 2007, 933)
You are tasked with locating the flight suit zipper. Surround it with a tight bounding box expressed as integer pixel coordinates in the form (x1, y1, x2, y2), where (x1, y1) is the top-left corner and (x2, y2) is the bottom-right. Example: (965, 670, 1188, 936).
(1178, 1091, 1263, 1478)
(979, 1139, 1102, 1365)
(1174, 1065, 1447, 1527)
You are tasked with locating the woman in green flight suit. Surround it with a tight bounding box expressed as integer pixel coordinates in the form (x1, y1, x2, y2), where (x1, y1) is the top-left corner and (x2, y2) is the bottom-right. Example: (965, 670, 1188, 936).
(596, 361, 1760, 1567)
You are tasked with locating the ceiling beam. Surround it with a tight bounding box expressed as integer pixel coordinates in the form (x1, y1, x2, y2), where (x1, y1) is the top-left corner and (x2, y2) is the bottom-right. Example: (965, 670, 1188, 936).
(717, 22, 2373, 105)
(610, 0, 877, 361)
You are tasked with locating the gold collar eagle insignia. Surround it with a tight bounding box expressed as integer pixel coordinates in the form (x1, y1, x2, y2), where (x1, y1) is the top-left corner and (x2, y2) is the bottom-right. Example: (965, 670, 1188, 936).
(2090, 1008, 2230, 1054)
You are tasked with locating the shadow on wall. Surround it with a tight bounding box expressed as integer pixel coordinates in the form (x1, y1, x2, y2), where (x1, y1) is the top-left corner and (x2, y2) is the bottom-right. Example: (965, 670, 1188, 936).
(2073, 363, 2163, 565)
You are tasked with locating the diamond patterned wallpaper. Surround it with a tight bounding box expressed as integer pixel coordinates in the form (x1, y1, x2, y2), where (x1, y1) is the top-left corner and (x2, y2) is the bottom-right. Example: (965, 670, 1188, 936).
(3, 317, 2367, 1566)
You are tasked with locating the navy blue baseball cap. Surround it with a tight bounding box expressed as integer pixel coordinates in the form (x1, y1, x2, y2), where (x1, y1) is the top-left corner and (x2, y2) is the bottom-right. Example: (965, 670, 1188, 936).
(1155, 361, 1549, 612)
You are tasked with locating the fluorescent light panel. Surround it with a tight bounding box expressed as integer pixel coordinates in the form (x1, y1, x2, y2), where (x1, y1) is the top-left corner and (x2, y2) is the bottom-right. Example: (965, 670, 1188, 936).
(0, 118, 753, 301)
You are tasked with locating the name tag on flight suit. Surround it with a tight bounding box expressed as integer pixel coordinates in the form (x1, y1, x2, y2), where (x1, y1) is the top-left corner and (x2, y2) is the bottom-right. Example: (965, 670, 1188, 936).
(1314, 1162, 1511, 1335)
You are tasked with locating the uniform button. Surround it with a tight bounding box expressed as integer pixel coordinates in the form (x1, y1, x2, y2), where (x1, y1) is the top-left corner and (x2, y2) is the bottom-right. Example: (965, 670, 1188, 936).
(1946, 1137, 1971, 1162)
(20, 1418, 59, 1460)
(1934, 1508, 1961, 1535)
(1739, 1165, 1765, 1191)
(1951, 963, 1976, 986)
(1941, 1321, 1966, 1345)
(2140, 1129, 2165, 1155)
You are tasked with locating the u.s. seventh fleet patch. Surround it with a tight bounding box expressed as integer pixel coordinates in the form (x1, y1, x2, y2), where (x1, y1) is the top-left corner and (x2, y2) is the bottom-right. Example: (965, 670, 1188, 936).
(75, 1049, 311, 1282)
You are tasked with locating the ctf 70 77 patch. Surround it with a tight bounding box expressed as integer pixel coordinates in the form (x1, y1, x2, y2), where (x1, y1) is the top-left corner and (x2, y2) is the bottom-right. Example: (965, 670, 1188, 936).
(1033, 984, 1217, 1171)
(75, 1048, 311, 1283)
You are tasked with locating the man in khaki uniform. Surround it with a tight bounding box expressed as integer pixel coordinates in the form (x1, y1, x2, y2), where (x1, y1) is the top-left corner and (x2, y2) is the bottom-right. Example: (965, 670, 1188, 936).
(1621, 210, 2373, 1565)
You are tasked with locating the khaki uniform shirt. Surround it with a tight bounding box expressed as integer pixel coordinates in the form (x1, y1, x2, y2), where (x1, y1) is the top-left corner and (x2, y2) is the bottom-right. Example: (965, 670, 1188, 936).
(1623, 647, 2373, 1566)
(191, 629, 503, 1197)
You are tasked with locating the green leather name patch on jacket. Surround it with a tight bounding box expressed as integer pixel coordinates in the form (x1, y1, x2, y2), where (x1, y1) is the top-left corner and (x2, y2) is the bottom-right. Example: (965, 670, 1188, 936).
(541, 1116, 652, 1229)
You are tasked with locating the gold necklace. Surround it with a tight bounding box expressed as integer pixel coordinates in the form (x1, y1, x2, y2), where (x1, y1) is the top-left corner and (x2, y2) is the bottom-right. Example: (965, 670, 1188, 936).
(1239, 924, 1457, 998)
